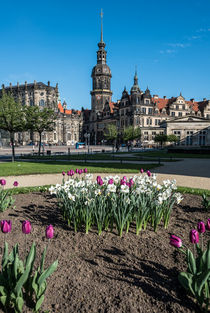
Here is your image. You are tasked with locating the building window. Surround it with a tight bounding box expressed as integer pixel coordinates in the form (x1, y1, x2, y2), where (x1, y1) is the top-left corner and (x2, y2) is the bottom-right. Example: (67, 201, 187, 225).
(30, 100, 33, 106)
(67, 133, 71, 140)
(142, 107, 146, 114)
(176, 105, 179, 110)
(148, 108, 153, 114)
(54, 133, 56, 140)
(147, 118, 149, 125)
(178, 112, 182, 117)
(171, 112, 175, 117)
(39, 99, 45, 106)
(145, 99, 150, 104)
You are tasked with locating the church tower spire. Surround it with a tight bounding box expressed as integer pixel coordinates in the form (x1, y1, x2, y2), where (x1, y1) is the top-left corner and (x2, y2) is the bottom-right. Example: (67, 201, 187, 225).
(90, 10, 112, 113)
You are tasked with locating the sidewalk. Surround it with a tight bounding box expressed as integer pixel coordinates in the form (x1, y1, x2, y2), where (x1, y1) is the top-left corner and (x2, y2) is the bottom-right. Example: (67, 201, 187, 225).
(3, 171, 210, 190)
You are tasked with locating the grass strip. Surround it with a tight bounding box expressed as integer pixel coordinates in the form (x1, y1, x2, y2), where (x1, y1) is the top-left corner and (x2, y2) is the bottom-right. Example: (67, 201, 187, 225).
(0, 161, 160, 176)
(177, 186, 210, 196)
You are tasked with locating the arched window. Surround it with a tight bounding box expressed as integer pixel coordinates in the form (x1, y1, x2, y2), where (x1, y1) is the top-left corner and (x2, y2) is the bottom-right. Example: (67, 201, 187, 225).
(39, 99, 45, 106)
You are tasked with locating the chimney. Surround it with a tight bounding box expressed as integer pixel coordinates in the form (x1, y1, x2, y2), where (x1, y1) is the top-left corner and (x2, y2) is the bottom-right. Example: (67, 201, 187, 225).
(48, 81, 50, 86)
(9, 83, 12, 87)
(190, 98, 194, 103)
(17, 82, 19, 87)
(153, 95, 159, 99)
(2, 84, 5, 89)
(163, 96, 166, 99)
(203, 98, 206, 101)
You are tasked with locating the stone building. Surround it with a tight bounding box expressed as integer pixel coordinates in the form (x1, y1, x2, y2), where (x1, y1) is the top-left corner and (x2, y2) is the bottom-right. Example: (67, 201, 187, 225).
(0, 82, 82, 146)
(83, 13, 210, 147)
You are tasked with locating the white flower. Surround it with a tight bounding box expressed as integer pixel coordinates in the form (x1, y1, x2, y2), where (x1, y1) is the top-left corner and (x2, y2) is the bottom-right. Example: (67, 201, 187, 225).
(49, 186, 56, 195)
(175, 193, 183, 204)
(107, 184, 116, 193)
(67, 193, 75, 201)
(120, 185, 129, 193)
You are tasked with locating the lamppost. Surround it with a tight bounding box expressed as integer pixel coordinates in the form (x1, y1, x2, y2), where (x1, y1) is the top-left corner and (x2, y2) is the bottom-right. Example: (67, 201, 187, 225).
(84, 133, 90, 154)
(63, 102, 67, 145)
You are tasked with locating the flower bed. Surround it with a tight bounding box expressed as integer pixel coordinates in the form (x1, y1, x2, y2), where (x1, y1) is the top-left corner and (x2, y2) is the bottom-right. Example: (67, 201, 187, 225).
(50, 172, 183, 236)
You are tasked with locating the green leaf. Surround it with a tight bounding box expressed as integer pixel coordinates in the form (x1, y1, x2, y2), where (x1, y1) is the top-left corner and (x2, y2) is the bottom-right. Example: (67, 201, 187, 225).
(40, 246, 47, 272)
(16, 296, 24, 313)
(25, 242, 35, 270)
(187, 249, 197, 275)
(178, 272, 195, 296)
(0, 295, 7, 306)
(0, 286, 6, 296)
(37, 260, 58, 288)
(2, 242, 8, 268)
(35, 294, 45, 312)
(197, 270, 210, 297)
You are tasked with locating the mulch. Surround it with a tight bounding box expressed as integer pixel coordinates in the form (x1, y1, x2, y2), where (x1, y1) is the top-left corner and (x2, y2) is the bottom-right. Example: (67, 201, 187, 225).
(0, 191, 209, 313)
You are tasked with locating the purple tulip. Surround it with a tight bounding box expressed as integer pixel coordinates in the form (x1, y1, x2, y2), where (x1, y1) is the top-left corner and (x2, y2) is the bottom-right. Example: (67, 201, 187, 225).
(189, 229, 199, 244)
(207, 219, 210, 231)
(22, 220, 31, 234)
(98, 178, 103, 186)
(108, 179, 114, 185)
(46, 225, 54, 239)
(13, 181, 18, 187)
(129, 179, 134, 186)
(1, 220, 12, 233)
(78, 169, 82, 175)
(120, 179, 126, 185)
(170, 235, 182, 248)
(197, 221, 206, 234)
(97, 175, 102, 182)
(0, 179, 6, 186)
(76, 169, 79, 174)
(62, 171, 65, 176)
(140, 168, 144, 174)
(123, 176, 127, 181)
(84, 168, 87, 173)
(147, 170, 151, 177)
(70, 170, 75, 176)
(67, 170, 71, 176)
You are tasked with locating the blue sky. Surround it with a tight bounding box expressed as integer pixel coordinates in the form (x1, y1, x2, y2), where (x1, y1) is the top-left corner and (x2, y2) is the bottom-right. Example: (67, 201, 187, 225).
(0, 0, 210, 109)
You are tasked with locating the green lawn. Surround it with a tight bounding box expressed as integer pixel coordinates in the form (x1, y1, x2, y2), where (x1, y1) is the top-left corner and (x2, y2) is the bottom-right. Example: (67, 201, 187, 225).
(0, 161, 160, 176)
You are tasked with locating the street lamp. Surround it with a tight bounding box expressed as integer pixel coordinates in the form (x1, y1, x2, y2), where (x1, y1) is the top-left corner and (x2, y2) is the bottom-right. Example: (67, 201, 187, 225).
(63, 101, 67, 145)
(84, 133, 90, 154)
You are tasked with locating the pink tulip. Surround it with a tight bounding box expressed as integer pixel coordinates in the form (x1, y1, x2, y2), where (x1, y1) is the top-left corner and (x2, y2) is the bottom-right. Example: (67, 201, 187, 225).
(0, 179, 6, 186)
(108, 179, 114, 184)
(22, 220, 31, 234)
(78, 169, 82, 175)
(46, 225, 54, 239)
(170, 235, 182, 248)
(96, 176, 102, 182)
(62, 171, 65, 176)
(13, 181, 18, 187)
(120, 179, 126, 185)
(70, 170, 75, 176)
(123, 176, 127, 181)
(197, 221, 206, 234)
(80, 169, 84, 173)
(140, 168, 144, 174)
(129, 179, 134, 186)
(147, 170, 151, 177)
(67, 171, 71, 176)
(84, 168, 88, 173)
(1, 220, 12, 233)
(189, 229, 199, 244)
(98, 178, 103, 186)
(207, 219, 210, 231)
(76, 169, 79, 174)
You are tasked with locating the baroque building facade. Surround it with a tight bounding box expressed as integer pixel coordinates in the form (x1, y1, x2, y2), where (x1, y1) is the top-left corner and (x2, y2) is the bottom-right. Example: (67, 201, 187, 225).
(0, 82, 82, 146)
(82, 15, 210, 147)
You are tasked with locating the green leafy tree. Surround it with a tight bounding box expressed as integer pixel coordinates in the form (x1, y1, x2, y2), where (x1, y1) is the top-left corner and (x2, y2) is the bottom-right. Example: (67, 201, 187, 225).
(104, 124, 118, 151)
(0, 92, 26, 161)
(154, 134, 168, 148)
(26, 106, 56, 156)
(122, 126, 141, 150)
(167, 134, 179, 144)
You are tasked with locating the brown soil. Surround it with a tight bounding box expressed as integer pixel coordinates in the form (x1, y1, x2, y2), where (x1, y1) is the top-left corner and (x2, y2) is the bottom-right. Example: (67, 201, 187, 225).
(0, 192, 209, 313)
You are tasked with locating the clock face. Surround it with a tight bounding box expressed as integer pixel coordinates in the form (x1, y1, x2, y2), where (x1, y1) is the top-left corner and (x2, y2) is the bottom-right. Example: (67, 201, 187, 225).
(96, 68, 101, 73)
(96, 95, 101, 100)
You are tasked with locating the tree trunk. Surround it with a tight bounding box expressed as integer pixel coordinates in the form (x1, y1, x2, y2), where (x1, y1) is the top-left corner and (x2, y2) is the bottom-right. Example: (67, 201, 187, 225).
(10, 132, 15, 162)
(38, 132, 42, 156)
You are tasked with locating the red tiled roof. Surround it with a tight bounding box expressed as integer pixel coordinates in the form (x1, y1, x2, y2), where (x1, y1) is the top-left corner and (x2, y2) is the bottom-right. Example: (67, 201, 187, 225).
(185, 100, 199, 112)
(58, 102, 81, 115)
(152, 97, 168, 110)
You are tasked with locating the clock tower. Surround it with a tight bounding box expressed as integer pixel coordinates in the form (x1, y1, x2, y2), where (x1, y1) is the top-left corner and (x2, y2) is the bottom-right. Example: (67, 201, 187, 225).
(90, 10, 112, 113)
